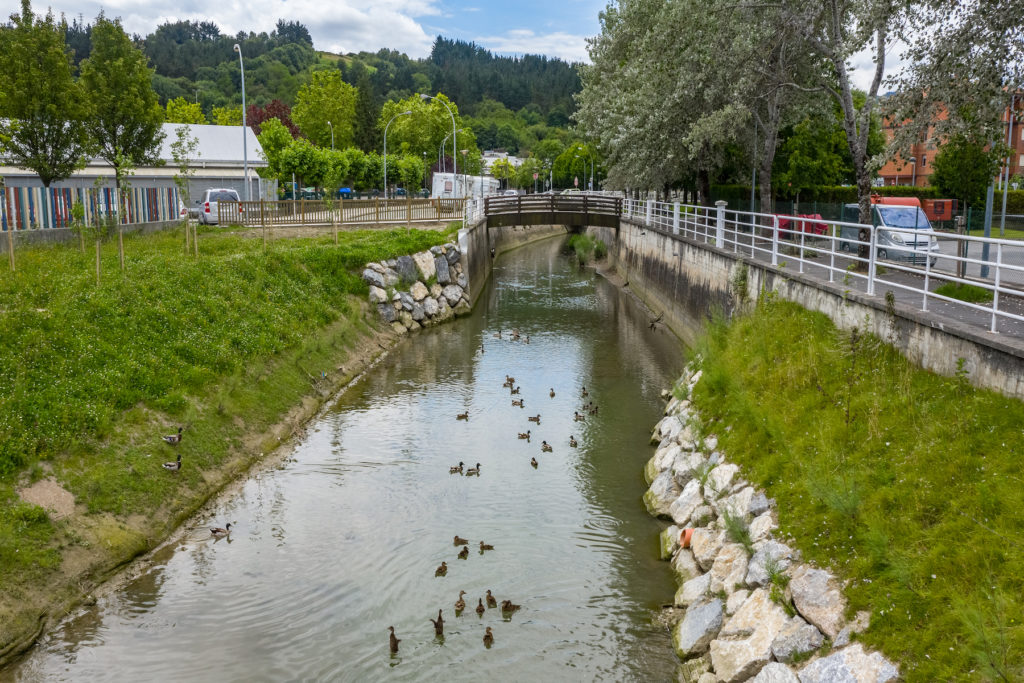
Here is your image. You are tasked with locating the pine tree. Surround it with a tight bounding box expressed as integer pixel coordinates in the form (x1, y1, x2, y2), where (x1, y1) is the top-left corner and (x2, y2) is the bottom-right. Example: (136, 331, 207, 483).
(353, 71, 380, 153)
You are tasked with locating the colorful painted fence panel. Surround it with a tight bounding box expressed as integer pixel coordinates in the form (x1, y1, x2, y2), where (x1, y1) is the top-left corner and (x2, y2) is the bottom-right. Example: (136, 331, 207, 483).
(0, 186, 181, 231)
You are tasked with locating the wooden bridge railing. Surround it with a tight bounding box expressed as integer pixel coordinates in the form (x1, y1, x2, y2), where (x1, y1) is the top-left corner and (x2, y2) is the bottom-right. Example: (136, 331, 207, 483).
(483, 194, 622, 228)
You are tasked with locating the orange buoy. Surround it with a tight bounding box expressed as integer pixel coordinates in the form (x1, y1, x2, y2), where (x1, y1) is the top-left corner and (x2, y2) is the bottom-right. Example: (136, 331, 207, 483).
(679, 528, 694, 549)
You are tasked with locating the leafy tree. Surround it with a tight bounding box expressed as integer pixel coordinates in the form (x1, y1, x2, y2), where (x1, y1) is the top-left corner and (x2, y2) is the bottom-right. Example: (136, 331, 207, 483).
(489, 158, 516, 189)
(380, 93, 479, 164)
(256, 117, 294, 178)
(80, 14, 166, 206)
(246, 99, 298, 137)
(353, 70, 381, 152)
(170, 124, 199, 211)
(292, 70, 356, 148)
(278, 138, 327, 187)
(212, 106, 242, 126)
(930, 135, 1005, 211)
(165, 96, 206, 124)
(0, 0, 93, 187)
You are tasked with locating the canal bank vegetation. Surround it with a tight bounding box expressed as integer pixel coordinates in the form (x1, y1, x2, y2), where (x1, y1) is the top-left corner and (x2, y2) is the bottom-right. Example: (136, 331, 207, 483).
(690, 293, 1024, 680)
(566, 233, 608, 264)
(0, 225, 453, 660)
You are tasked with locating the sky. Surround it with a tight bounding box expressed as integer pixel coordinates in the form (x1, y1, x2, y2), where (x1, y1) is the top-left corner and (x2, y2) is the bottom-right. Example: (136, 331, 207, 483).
(42, 0, 891, 89)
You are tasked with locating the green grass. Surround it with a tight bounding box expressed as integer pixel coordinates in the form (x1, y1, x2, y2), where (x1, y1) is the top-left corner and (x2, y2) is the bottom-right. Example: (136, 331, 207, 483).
(934, 282, 994, 304)
(565, 233, 607, 264)
(692, 294, 1024, 681)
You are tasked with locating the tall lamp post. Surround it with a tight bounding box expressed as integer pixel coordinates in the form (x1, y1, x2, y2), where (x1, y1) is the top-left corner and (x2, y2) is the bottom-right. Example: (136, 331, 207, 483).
(383, 110, 412, 199)
(438, 128, 464, 176)
(421, 94, 457, 196)
(327, 120, 334, 151)
(910, 157, 916, 187)
(233, 43, 250, 201)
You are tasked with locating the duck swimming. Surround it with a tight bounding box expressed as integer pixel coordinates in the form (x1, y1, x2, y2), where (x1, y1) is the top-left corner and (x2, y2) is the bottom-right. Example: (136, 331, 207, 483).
(541, 441, 552, 452)
(465, 463, 481, 476)
(476, 598, 486, 616)
(454, 535, 469, 545)
(512, 399, 524, 408)
(569, 436, 578, 448)
(430, 609, 444, 636)
(479, 541, 494, 552)
(458, 546, 469, 560)
(518, 430, 531, 440)
(435, 561, 448, 577)
(455, 590, 467, 613)
(456, 411, 469, 421)
(549, 388, 555, 398)
(483, 626, 494, 647)
(486, 590, 497, 608)
(388, 626, 401, 653)
(450, 462, 464, 474)
(528, 414, 541, 423)
(531, 457, 538, 468)
(501, 600, 521, 614)
(209, 523, 232, 537)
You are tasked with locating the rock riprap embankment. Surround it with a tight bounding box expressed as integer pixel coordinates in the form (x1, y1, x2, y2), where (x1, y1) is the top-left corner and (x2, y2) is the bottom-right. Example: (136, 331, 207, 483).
(647, 364, 900, 683)
(363, 242, 471, 334)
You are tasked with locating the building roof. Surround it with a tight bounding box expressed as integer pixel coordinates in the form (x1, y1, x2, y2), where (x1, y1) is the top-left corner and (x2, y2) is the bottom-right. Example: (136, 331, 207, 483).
(160, 123, 267, 167)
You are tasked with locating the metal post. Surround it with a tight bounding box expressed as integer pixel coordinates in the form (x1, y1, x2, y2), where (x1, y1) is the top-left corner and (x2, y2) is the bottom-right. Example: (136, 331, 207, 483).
(715, 200, 727, 248)
(992, 243, 1002, 333)
(233, 44, 250, 201)
(982, 181, 994, 279)
(922, 241, 931, 312)
(383, 110, 412, 200)
(867, 224, 878, 296)
(771, 215, 779, 267)
(672, 202, 680, 235)
(645, 199, 652, 227)
(1000, 95, 1016, 237)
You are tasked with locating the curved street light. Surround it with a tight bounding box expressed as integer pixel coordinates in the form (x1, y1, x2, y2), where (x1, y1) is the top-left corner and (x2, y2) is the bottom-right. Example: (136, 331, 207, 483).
(421, 94, 458, 196)
(438, 128, 464, 175)
(383, 110, 412, 199)
(327, 120, 334, 151)
(233, 43, 250, 201)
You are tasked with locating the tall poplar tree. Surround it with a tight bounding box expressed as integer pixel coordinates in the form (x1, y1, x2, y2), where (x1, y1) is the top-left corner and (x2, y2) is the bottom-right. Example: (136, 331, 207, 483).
(79, 13, 165, 208)
(0, 0, 92, 187)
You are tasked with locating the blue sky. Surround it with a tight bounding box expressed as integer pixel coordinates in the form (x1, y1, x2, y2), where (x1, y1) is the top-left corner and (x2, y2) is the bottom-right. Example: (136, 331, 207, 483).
(49, 0, 608, 64)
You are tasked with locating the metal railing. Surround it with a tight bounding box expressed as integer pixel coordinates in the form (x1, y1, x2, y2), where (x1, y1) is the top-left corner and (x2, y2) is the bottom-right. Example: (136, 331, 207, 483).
(226, 198, 467, 228)
(622, 199, 1024, 337)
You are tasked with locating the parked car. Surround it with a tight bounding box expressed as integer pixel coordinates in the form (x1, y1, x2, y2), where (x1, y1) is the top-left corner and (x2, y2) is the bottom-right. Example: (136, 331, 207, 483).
(196, 188, 241, 225)
(392, 188, 407, 198)
(336, 187, 353, 199)
(416, 188, 430, 198)
(839, 199, 939, 266)
(503, 189, 520, 196)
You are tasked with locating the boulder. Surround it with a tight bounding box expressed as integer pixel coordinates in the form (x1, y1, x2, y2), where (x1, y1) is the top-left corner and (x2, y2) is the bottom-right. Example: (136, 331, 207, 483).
(384, 258, 397, 268)
(457, 272, 469, 289)
(392, 292, 401, 301)
(751, 662, 800, 683)
(672, 548, 701, 582)
(771, 616, 823, 663)
(391, 321, 408, 335)
(796, 643, 899, 683)
(384, 269, 400, 287)
(672, 451, 705, 487)
(411, 303, 425, 321)
(705, 462, 739, 497)
(659, 525, 681, 560)
(673, 598, 723, 658)
(789, 565, 847, 639)
(697, 674, 716, 683)
(410, 281, 429, 301)
(708, 543, 749, 594)
(398, 310, 413, 327)
(408, 320, 422, 331)
(658, 415, 684, 440)
(412, 251, 436, 280)
(454, 299, 471, 316)
(367, 262, 386, 274)
(446, 247, 461, 265)
(669, 479, 704, 526)
(362, 268, 386, 289)
(720, 486, 756, 519)
(746, 541, 796, 588)
(675, 572, 711, 607)
(680, 655, 712, 682)
(703, 434, 718, 451)
(709, 588, 789, 683)
(377, 304, 396, 324)
(654, 443, 682, 473)
(643, 469, 682, 518)
(430, 245, 444, 256)
(691, 528, 725, 572)
(749, 491, 772, 517)
(442, 284, 463, 306)
(399, 292, 415, 311)
(834, 610, 871, 649)
(644, 455, 661, 485)
(726, 589, 749, 616)
(689, 505, 714, 527)
(435, 255, 452, 284)
(368, 286, 388, 304)
(430, 283, 443, 298)
(423, 297, 440, 317)
(749, 511, 778, 542)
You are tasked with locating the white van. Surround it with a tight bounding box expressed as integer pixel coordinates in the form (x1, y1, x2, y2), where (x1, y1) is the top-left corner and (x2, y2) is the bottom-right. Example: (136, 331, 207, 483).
(196, 188, 241, 225)
(840, 200, 939, 266)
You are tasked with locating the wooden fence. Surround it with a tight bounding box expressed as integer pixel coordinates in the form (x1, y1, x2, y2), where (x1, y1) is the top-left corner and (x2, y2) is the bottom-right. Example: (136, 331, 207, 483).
(226, 198, 467, 228)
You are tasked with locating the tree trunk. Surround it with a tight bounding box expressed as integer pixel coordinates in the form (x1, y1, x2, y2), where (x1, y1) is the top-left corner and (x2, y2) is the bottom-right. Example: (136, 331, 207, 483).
(697, 169, 712, 207)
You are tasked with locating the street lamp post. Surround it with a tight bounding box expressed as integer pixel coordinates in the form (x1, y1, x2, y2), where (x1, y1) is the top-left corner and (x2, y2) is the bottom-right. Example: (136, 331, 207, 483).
(438, 128, 463, 177)
(910, 157, 916, 187)
(233, 43, 250, 201)
(421, 94, 458, 196)
(383, 110, 412, 199)
(327, 120, 334, 151)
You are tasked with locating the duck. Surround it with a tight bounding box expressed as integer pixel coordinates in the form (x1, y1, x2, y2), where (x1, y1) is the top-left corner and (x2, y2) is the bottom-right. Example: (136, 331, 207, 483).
(541, 441, 552, 452)
(450, 461, 464, 474)
(458, 546, 469, 560)
(455, 590, 467, 613)
(502, 380, 514, 388)
(574, 412, 585, 422)
(493, 331, 502, 339)
(531, 457, 538, 468)
(528, 414, 541, 423)
(483, 626, 494, 647)
(569, 436, 578, 448)
(581, 387, 589, 398)
(510, 386, 520, 395)
(163, 453, 182, 471)
(479, 541, 494, 552)
(162, 426, 183, 445)
(209, 523, 232, 538)
(518, 430, 531, 440)
(435, 561, 448, 577)
(501, 600, 521, 614)
(430, 609, 444, 636)
(486, 590, 497, 608)
(453, 535, 469, 546)
(590, 405, 599, 415)
(512, 399, 524, 408)
(456, 411, 469, 421)
(476, 598, 486, 617)
(505, 375, 515, 384)
(465, 463, 481, 476)
(388, 626, 401, 654)
(524, 335, 530, 344)
(549, 388, 555, 398)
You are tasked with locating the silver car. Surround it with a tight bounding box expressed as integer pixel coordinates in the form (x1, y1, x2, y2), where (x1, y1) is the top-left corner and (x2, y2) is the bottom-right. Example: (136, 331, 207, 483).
(840, 204, 939, 266)
(196, 188, 241, 225)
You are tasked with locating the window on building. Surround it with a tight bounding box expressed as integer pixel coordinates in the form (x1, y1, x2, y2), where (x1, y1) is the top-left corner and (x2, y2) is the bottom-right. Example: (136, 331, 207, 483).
(922, 155, 927, 167)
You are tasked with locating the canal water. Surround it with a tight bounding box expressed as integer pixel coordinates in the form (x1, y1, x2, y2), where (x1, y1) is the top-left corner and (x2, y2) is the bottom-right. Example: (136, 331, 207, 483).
(8, 236, 685, 682)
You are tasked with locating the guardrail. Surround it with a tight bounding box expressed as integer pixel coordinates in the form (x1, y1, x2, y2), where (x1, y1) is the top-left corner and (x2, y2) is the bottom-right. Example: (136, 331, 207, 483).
(623, 199, 1024, 336)
(224, 198, 467, 228)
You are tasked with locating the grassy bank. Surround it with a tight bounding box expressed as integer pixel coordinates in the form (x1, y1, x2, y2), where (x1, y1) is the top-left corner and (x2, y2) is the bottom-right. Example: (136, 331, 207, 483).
(690, 294, 1024, 681)
(566, 233, 608, 264)
(0, 225, 453, 658)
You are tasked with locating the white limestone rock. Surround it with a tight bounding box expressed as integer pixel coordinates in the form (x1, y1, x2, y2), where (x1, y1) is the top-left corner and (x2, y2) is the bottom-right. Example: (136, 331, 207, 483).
(660, 525, 681, 560)
(423, 297, 439, 317)
(412, 251, 436, 280)
(673, 598, 724, 658)
(643, 469, 681, 518)
(705, 462, 739, 498)
(709, 588, 789, 683)
(720, 486, 757, 519)
(751, 662, 800, 683)
(749, 511, 779, 542)
(669, 479, 704, 526)
(771, 616, 823, 663)
(691, 528, 726, 572)
(655, 443, 682, 473)
(442, 284, 464, 306)
(726, 589, 749, 616)
(796, 643, 899, 683)
(672, 451, 706, 487)
(368, 285, 388, 304)
(409, 280, 429, 301)
(430, 283, 443, 298)
(672, 548, 701, 582)
(789, 565, 848, 640)
(708, 543, 750, 595)
(746, 541, 796, 588)
(675, 572, 711, 607)
(659, 415, 684, 440)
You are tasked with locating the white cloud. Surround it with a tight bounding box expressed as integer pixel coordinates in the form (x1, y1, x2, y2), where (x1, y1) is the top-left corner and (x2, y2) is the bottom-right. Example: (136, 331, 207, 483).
(475, 29, 591, 63)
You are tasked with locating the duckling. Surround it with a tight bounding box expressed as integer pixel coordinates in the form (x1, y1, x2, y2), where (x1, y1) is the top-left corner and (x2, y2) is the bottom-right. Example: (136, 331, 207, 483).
(501, 600, 521, 614)
(453, 535, 469, 546)
(541, 441, 552, 453)
(549, 388, 555, 398)
(574, 411, 585, 422)
(163, 453, 182, 471)
(505, 375, 515, 384)
(162, 426, 183, 445)
(455, 590, 467, 613)
(483, 626, 494, 647)
(450, 461, 464, 474)
(581, 387, 589, 398)
(458, 546, 469, 560)
(479, 541, 494, 552)
(388, 626, 401, 654)
(430, 609, 444, 636)
(456, 411, 469, 421)
(569, 435, 578, 448)
(486, 590, 497, 608)
(476, 598, 486, 617)
(502, 380, 513, 388)
(510, 386, 520, 395)
(465, 463, 481, 476)
(435, 561, 448, 577)
(511, 399, 524, 408)
(528, 414, 541, 423)
(210, 522, 232, 537)
(518, 430, 531, 440)
(530, 457, 538, 468)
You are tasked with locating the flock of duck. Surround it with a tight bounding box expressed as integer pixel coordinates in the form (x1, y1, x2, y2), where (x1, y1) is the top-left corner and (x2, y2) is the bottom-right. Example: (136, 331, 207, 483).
(160, 427, 234, 538)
